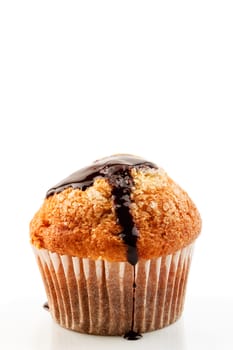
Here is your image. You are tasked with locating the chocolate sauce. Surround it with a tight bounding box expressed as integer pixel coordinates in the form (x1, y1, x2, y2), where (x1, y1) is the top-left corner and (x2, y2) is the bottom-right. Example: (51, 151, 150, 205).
(46, 155, 158, 339)
(46, 155, 157, 197)
(124, 330, 142, 341)
(123, 267, 142, 340)
(43, 302, 49, 311)
(109, 166, 138, 265)
(46, 155, 157, 266)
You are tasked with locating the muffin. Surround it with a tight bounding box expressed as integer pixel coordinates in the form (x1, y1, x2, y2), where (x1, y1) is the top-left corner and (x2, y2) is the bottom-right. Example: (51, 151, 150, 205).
(30, 154, 201, 339)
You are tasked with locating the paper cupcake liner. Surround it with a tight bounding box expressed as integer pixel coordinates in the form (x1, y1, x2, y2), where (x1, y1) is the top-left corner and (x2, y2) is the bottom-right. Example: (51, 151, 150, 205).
(33, 243, 194, 335)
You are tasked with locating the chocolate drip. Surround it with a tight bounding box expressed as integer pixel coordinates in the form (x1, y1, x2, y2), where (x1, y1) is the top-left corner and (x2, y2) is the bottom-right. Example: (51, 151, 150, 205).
(124, 267, 142, 340)
(43, 302, 49, 311)
(46, 155, 157, 197)
(124, 330, 142, 341)
(109, 166, 138, 265)
(46, 155, 157, 266)
(46, 155, 158, 339)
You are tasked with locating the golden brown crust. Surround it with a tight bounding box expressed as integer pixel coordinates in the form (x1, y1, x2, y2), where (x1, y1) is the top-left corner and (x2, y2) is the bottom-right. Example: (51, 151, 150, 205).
(30, 168, 201, 261)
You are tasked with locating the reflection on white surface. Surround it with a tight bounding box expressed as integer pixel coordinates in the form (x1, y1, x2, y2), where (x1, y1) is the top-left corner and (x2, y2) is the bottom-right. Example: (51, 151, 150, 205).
(0, 297, 233, 350)
(51, 318, 185, 350)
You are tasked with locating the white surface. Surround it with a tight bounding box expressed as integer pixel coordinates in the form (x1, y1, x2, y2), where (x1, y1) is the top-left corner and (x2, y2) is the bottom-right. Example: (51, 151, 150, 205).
(0, 1, 233, 348)
(0, 0, 232, 300)
(0, 296, 232, 350)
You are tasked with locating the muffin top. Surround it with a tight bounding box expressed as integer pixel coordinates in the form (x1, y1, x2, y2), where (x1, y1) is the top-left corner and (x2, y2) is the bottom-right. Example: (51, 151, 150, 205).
(30, 155, 201, 264)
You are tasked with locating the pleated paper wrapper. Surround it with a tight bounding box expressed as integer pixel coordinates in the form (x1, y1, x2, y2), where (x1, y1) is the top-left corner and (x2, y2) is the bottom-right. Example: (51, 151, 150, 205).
(33, 243, 194, 335)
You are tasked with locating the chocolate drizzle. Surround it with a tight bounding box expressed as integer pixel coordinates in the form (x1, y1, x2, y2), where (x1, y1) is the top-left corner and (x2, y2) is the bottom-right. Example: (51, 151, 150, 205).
(46, 155, 157, 197)
(108, 166, 138, 265)
(46, 155, 158, 339)
(46, 155, 157, 266)
(124, 268, 142, 340)
(124, 330, 142, 341)
(43, 302, 49, 311)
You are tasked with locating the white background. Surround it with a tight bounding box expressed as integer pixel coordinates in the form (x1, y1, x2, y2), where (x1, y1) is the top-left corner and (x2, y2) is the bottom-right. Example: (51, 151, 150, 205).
(0, 1, 233, 349)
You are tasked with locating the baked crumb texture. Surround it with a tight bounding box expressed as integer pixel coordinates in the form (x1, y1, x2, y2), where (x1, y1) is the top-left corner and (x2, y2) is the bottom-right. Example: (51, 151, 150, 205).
(30, 168, 201, 261)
